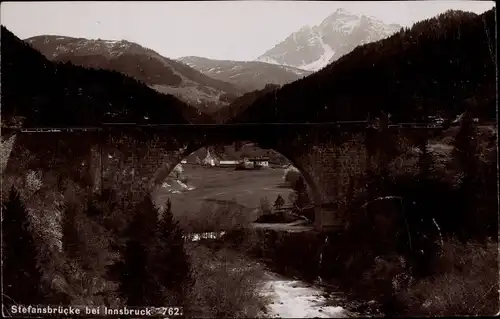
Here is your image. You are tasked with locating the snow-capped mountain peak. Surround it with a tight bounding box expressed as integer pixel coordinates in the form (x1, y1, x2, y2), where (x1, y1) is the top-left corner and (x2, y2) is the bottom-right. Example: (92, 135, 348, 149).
(334, 8, 350, 14)
(256, 9, 402, 71)
(298, 24, 313, 32)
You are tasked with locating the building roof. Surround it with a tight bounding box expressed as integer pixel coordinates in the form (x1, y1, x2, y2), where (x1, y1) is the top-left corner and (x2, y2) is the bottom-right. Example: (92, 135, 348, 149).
(248, 157, 270, 161)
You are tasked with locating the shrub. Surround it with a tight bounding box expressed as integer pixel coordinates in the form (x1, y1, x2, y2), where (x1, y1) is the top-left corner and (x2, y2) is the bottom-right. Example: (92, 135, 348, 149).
(259, 197, 272, 215)
(86, 189, 130, 238)
(282, 166, 311, 213)
(177, 200, 252, 234)
(283, 165, 301, 187)
(360, 254, 413, 315)
(186, 245, 268, 318)
(291, 175, 311, 210)
(171, 163, 184, 179)
(0, 134, 17, 173)
(2, 186, 46, 305)
(59, 197, 120, 306)
(394, 238, 498, 316)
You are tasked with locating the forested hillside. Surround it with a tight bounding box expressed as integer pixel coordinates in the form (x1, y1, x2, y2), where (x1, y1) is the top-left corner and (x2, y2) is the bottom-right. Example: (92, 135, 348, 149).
(26, 35, 243, 112)
(212, 84, 281, 123)
(231, 9, 496, 124)
(1, 27, 213, 127)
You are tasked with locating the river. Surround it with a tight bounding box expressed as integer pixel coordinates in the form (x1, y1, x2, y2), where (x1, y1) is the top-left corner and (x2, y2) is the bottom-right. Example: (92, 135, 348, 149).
(260, 271, 351, 318)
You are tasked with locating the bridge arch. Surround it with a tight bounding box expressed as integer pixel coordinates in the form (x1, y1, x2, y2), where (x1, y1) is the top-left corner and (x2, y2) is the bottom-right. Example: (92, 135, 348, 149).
(149, 139, 324, 225)
(92, 124, 396, 231)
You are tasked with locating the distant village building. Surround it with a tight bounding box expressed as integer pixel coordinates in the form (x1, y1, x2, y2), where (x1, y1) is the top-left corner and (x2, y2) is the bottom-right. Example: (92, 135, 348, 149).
(236, 157, 270, 170)
(249, 157, 269, 168)
(236, 158, 254, 170)
(219, 160, 240, 167)
(197, 145, 272, 170)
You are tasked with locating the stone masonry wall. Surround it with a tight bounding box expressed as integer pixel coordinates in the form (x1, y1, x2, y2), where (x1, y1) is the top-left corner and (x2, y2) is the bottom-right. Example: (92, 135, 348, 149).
(3, 126, 417, 231)
(90, 128, 375, 230)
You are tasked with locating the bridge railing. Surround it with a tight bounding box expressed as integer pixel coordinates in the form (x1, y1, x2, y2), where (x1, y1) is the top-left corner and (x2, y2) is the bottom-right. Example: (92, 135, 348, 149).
(1, 121, 447, 133)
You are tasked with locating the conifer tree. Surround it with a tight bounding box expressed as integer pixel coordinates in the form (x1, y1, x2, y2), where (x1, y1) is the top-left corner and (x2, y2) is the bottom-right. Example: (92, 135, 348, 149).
(115, 237, 152, 306)
(150, 198, 191, 305)
(274, 194, 285, 210)
(61, 201, 81, 261)
(2, 186, 43, 304)
(293, 176, 310, 210)
(416, 132, 436, 180)
(112, 195, 161, 306)
(452, 111, 479, 179)
(452, 111, 481, 240)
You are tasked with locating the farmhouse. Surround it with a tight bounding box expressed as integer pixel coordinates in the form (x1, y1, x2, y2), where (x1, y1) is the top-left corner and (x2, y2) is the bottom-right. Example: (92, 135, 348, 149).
(248, 157, 269, 168)
(235, 157, 270, 170)
(219, 160, 240, 167)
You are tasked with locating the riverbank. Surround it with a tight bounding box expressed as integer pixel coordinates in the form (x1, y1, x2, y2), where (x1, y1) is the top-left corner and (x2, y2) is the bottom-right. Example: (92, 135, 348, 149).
(217, 226, 390, 317)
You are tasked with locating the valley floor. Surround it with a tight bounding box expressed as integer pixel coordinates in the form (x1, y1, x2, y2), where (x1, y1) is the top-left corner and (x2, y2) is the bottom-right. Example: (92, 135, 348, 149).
(155, 164, 294, 217)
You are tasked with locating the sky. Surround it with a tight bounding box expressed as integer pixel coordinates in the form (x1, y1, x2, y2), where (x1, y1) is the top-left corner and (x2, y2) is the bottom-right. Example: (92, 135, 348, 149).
(1, 1, 495, 61)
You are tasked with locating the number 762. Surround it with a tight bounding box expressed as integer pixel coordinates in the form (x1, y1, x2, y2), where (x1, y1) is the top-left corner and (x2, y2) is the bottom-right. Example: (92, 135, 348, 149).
(157, 307, 183, 316)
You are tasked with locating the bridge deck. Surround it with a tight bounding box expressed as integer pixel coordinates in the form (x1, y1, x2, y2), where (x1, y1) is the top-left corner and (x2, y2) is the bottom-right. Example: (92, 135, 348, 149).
(2, 122, 446, 134)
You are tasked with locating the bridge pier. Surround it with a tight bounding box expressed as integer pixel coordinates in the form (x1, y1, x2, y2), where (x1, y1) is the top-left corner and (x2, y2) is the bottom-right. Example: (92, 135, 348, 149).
(314, 204, 346, 232)
(315, 207, 322, 231)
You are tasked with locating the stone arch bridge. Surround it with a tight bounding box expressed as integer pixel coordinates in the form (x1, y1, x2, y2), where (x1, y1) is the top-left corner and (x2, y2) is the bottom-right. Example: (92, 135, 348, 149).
(2, 122, 444, 231)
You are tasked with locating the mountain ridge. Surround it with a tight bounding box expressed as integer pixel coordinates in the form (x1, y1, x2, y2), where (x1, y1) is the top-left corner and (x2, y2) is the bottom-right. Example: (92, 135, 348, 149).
(25, 35, 244, 112)
(1, 26, 214, 127)
(256, 8, 402, 71)
(177, 56, 312, 92)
